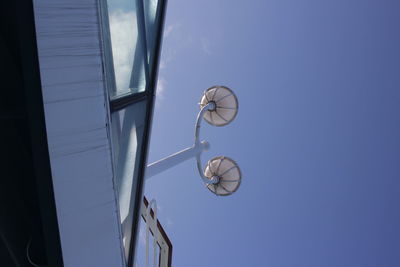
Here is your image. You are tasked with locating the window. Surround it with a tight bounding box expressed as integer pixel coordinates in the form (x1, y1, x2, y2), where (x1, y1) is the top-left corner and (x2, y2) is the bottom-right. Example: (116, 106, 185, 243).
(112, 100, 147, 257)
(104, 0, 162, 99)
(99, 0, 166, 264)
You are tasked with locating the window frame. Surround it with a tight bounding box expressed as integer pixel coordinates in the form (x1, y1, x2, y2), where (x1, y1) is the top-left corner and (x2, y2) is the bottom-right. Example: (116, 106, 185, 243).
(98, 0, 168, 265)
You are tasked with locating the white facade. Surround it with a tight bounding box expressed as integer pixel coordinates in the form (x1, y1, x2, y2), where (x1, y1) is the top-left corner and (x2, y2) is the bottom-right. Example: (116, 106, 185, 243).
(33, 1, 125, 266)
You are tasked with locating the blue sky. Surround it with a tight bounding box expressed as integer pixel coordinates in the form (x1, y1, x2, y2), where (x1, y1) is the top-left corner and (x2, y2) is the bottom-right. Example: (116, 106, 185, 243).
(142, 0, 400, 266)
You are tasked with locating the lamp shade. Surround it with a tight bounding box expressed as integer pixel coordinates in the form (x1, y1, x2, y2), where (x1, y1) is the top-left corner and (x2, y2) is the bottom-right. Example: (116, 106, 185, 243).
(204, 156, 241, 196)
(200, 86, 238, 126)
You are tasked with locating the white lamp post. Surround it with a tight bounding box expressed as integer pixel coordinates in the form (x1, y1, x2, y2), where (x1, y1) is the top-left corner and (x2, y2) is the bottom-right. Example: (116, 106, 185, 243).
(145, 86, 241, 196)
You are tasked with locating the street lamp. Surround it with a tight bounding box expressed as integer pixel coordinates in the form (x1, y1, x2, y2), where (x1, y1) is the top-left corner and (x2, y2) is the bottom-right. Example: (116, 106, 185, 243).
(145, 86, 241, 196)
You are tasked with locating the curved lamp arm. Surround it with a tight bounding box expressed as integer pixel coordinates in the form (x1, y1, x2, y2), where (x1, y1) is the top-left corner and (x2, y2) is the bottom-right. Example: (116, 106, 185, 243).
(194, 102, 219, 184)
(194, 102, 215, 145)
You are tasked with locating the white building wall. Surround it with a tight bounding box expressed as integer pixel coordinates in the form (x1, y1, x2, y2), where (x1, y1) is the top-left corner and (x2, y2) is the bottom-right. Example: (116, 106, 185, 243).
(32, 1, 125, 266)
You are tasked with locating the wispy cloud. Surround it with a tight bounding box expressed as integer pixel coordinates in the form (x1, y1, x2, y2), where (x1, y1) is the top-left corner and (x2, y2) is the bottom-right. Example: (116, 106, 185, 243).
(155, 76, 167, 109)
(156, 22, 183, 107)
(156, 77, 166, 101)
(201, 37, 212, 55)
(159, 23, 183, 70)
(164, 24, 176, 38)
(166, 217, 174, 226)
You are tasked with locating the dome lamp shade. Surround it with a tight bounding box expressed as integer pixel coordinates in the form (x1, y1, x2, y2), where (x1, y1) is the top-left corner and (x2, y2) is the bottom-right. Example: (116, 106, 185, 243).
(200, 86, 239, 127)
(204, 156, 241, 196)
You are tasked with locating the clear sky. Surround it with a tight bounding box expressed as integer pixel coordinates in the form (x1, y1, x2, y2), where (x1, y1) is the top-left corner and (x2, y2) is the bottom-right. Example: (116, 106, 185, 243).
(141, 0, 400, 266)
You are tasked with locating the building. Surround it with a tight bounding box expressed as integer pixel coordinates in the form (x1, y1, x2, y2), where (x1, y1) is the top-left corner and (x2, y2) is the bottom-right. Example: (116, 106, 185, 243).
(1, 0, 168, 266)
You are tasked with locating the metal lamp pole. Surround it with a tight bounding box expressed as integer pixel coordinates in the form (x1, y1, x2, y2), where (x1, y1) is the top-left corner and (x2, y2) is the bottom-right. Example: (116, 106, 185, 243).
(145, 102, 219, 184)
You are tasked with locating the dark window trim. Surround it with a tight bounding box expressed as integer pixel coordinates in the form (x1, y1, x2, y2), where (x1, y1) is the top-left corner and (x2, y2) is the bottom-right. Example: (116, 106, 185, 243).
(127, 0, 168, 266)
(110, 91, 149, 112)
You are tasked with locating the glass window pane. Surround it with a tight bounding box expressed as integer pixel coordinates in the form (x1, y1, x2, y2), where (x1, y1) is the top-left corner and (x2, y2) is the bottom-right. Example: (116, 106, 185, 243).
(105, 0, 162, 99)
(111, 100, 147, 259)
